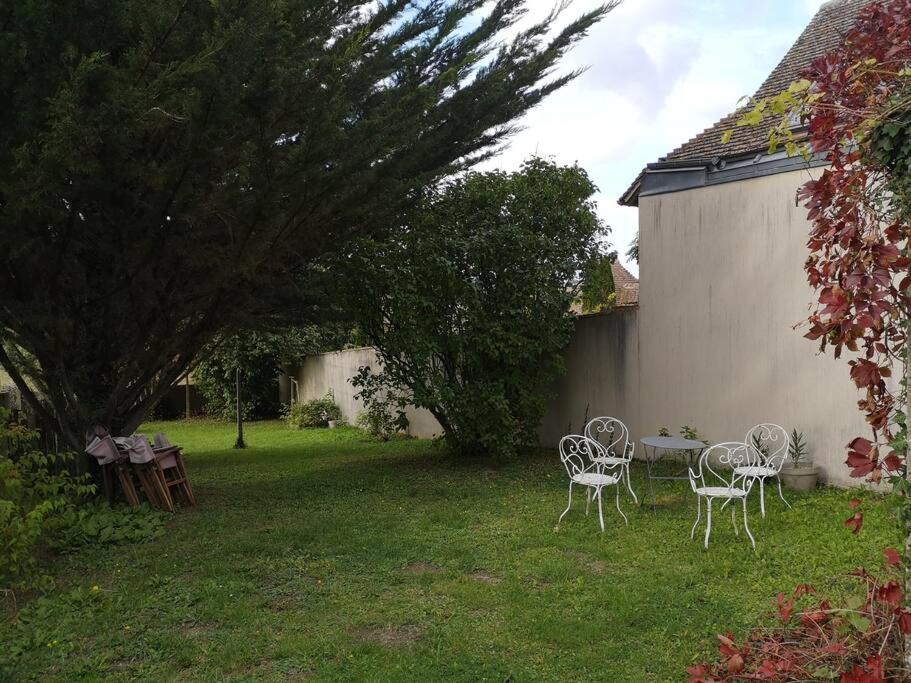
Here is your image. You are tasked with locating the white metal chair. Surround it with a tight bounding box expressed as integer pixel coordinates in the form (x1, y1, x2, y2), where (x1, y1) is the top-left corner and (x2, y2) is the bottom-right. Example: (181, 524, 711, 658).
(688, 442, 757, 549)
(557, 435, 627, 532)
(741, 423, 791, 517)
(584, 416, 638, 504)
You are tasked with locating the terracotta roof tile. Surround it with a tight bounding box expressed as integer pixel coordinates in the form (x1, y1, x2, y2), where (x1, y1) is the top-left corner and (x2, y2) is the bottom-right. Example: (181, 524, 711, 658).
(611, 262, 639, 307)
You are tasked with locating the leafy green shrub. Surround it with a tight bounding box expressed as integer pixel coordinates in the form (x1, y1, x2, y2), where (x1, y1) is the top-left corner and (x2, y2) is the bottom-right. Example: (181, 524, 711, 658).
(286, 392, 343, 429)
(340, 159, 608, 458)
(788, 428, 810, 468)
(0, 409, 165, 593)
(355, 387, 410, 441)
(196, 325, 361, 421)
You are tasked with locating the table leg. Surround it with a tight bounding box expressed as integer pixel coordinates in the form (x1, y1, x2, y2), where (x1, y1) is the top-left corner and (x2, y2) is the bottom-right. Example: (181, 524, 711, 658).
(646, 445, 657, 512)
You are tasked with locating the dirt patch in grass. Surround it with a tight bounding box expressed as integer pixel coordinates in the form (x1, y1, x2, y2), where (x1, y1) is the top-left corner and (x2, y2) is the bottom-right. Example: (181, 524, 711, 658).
(401, 562, 444, 575)
(178, 620, 216, 636)
(108, 658, 139, 672)
(467, 570, 501, 585)
(350, 624, 423, 647)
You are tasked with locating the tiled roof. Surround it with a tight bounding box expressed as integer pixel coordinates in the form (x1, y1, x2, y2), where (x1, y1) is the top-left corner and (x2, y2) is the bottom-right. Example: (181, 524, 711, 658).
(570, 262, 639, 315)
(619, 0, 873, 204)
(666, 0, 871, 162)
(611, 262, 639, 307)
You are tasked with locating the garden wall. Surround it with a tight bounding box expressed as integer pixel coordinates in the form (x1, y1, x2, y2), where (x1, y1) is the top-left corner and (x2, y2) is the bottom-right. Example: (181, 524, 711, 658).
(284, 347, 442, 439)
(538, 308, 640, 449)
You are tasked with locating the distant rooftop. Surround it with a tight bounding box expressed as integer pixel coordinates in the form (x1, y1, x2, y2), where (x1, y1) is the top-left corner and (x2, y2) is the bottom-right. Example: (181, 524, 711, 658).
(611, 262, 639, 308)
(572, 262, 639, 316)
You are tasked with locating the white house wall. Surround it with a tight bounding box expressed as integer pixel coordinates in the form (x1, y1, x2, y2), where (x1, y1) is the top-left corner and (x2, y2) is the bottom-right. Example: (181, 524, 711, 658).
(636, 168, 868, 486)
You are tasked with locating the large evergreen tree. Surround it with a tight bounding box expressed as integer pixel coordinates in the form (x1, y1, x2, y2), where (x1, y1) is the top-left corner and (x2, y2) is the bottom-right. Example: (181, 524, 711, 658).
(0, 1, 614, 449)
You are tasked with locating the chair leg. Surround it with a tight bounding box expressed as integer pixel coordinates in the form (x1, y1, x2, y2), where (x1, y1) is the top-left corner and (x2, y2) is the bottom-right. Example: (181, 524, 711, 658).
(759, 478, 766, 518)
(615, 482, 628, 525)
(691, 495, 702, 540)
(117, 465, 140, 507)
(704, 498, 713, 549)
(132, 464, 158, 508)
(742, 497, 756, 549)
(596, 487, 605, 532)
(153, 465, 175, 513)
(625, 463, 638, 505)
(731, 503, 738, 536)
(102, 464, 114, 502)
(558, 482, 574, 526)
(585, 487, 592, 516)
(175, 453, 196, 506)
(776, 477, 791, 509)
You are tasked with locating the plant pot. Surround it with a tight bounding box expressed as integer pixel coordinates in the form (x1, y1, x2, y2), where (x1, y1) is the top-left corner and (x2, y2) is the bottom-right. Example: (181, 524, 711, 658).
(780, 464, 818, 492)
(327, 420, 337, 429)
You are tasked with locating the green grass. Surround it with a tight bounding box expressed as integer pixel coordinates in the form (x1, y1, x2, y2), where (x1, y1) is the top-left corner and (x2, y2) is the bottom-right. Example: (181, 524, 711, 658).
(1, 420, 899, 681)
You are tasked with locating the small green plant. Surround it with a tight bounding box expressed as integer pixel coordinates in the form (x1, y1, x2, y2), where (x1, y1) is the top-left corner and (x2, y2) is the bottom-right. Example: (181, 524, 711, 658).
(356, 401, 409, 441)
(679, 425, 707, 444)
(658, 425, 708, 443)
(788, 428, 809, 468)
(0, 409, 164, 593)
(750, 433, 769, 458)
(286, 391, 343, 429)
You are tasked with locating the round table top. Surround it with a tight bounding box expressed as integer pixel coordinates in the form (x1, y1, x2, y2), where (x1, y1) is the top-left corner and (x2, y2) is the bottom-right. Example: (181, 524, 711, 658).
(640, 436, 706, 450)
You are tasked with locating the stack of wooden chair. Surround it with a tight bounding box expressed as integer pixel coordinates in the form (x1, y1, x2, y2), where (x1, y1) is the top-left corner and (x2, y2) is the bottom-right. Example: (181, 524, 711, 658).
(84, 430, 195, 512)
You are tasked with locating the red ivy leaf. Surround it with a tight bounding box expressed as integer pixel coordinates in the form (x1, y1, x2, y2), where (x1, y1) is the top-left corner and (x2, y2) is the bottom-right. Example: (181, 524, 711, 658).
(843, 512, 863, 534)
(840, 654, 885, 683)
(876, 581, 902, 607)
(883, 547, 901, 566)
(899, 611, 911, 634)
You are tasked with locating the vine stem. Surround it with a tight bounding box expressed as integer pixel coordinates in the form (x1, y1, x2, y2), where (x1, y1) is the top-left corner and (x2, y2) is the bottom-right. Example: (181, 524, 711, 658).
(905, 312, 911, 668)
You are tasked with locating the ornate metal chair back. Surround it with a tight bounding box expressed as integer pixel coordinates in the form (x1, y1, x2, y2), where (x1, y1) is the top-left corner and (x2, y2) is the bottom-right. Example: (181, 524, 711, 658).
(584, 417, 631, 461)
(744, 423, 789, 472)
(689, 442, 759, 493)
(559, 435, 598, 480)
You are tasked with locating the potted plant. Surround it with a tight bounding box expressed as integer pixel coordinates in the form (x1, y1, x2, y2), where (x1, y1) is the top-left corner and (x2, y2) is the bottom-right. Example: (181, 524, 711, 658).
(779, 428, 818, 491)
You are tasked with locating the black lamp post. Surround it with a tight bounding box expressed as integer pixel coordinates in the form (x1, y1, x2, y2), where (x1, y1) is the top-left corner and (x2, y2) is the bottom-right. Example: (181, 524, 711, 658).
(234, 367, 246, 449)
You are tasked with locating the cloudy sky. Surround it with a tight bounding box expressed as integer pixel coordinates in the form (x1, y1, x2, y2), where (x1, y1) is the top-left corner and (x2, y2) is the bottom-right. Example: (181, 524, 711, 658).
(480, 0, 831, 274)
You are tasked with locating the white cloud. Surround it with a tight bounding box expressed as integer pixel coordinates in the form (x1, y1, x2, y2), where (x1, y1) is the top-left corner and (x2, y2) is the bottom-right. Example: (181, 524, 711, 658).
(476, 0, 826, 274)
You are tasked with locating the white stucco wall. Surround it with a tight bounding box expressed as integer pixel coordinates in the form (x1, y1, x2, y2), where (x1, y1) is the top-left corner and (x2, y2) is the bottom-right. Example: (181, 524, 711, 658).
(636, 169, 869, 486)
(538, 309, 640, 448)
(291, 347, 442, 439)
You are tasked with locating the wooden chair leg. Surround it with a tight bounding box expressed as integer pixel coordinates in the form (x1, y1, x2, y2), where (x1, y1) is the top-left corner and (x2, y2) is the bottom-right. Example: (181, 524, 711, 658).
(175, 454, 196, 506)
(132, 465, 160, 508)
(116, 465, 140, 507)
(102, 464, 114, 502)
(152, 463, 175, 513)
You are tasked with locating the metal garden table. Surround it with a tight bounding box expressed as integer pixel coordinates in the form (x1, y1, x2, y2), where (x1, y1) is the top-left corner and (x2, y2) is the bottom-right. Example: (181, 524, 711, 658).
(640, 436, 707, 510)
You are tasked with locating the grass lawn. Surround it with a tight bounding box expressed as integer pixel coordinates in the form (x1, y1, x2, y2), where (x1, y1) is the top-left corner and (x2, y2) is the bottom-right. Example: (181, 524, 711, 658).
(1, 420, 898, 681)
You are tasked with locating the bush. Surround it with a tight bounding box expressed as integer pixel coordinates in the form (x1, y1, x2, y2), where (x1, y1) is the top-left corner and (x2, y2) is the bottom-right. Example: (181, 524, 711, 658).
(340, 159, 608, 458)
(286, 392, 343, 429)
(195, 325, 362, 421)
(355, 389, 409, 441)
(0, 409, 165, 593)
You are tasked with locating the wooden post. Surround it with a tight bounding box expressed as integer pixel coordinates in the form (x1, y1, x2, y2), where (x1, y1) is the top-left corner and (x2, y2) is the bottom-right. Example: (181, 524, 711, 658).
(185, 372, 191, 420)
